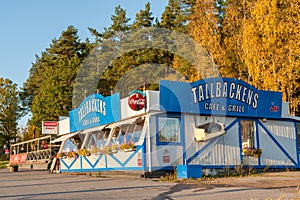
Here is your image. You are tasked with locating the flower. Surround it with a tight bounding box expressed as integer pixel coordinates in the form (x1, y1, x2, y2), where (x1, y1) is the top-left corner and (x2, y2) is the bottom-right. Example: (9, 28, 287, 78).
(119, 141, 136, 151)
(103, 146, 113, 154)
(67, 151, 77, 158)
(78, 148, 90, 157)
(90, 146, 101, 154)
(242, 147, 262, 158)
(57, 152, 66, 158)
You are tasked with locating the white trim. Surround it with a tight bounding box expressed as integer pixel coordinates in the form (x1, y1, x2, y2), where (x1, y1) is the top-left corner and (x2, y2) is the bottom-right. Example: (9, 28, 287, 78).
(51, 132, 79, 143)
(81, 125, 107, 134)
(107, 116, 144, 129)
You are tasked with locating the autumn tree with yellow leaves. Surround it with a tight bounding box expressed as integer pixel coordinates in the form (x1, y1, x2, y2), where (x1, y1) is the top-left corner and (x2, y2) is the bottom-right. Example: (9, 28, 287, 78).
(187, 0, 300, 114)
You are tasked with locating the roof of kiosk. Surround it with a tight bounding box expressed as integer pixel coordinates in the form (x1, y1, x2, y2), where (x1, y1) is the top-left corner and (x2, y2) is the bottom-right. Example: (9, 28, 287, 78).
(63, 77, 298, 136)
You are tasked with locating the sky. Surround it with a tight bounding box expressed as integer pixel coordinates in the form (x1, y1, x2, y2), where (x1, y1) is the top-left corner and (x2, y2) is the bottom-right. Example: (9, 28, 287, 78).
(0, 0, 168, 88)
(0, 0, 168, 127)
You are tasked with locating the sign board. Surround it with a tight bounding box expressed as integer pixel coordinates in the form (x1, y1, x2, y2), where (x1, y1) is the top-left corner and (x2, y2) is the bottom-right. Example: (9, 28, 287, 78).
(69, 93, 121, 132)
(42, 121, 58, 134)
(159, 78, 282, 119)
(10, 153, 27, 164)
(128, 90, 146, 111)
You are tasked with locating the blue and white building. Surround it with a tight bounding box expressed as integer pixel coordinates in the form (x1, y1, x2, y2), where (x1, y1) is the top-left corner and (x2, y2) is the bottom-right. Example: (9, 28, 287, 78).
(53, 77, 300, 174)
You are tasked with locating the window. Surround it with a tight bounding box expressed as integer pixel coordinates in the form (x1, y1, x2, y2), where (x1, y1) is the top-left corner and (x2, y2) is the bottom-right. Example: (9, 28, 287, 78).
(241, 120, 255, 148)
(114, 124, 143, 145)
(296, 124, 300, 150)
(158, 117, 180, 143)
(62, 139, 78, 152)
(83, 129, 111, 150)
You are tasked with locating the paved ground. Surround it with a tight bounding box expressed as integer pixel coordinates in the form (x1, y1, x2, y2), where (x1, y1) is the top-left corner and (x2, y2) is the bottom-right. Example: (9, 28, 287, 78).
(0, 168, 299, 199)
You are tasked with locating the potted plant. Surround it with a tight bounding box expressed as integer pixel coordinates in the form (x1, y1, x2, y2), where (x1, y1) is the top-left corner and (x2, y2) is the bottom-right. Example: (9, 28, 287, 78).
(9, 163, 19, 172)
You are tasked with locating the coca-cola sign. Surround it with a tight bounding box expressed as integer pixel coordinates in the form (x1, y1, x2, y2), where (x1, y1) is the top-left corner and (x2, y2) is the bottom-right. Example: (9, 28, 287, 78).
(128, 90, 146, 111)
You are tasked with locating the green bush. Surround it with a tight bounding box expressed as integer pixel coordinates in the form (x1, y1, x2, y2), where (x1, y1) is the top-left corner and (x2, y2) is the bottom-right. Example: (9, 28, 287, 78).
(0, 161, 9, 169)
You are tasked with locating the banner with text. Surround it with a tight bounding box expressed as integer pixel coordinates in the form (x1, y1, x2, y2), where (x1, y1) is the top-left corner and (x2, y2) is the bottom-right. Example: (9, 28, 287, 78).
(159, 78, 282, 119)
(69, 93, 121, 132)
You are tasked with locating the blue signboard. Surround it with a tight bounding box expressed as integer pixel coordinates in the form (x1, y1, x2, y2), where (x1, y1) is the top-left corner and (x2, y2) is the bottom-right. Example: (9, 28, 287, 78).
(159, 78, 282, 119)
(69, 93, 121, 132)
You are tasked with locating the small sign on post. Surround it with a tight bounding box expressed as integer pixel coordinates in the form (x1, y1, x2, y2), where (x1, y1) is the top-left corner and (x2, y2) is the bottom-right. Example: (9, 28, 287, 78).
(42, 121, 58, 134)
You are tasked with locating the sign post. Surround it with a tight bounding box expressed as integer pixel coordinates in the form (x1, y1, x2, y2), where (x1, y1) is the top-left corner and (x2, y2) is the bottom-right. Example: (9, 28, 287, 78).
(42, 121, 58, 134)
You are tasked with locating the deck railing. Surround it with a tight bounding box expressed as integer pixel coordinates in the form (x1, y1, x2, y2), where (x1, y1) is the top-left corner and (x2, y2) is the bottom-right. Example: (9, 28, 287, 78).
(10, 135, 60, 163)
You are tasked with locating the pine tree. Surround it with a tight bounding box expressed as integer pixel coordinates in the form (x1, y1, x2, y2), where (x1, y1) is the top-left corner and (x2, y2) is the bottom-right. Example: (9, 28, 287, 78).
(22, 26, 89, 137)
(132, 2, 154, 29)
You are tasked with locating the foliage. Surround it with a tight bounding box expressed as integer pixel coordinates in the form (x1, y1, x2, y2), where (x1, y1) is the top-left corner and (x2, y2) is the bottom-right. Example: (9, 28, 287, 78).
(19, 0, 300, 132)
(78, 148, 90, 157)
(67, 151, 77, 158)
(90, 146, 102, 154)
(8, 163, 19, 167)
(0, 78, 23, 147)
(57, 152, 66, 158)
(21, 26, 90, 138)
(242, 147, 262, 158)
(119, 141, 135, 151)
(0, 160, 9, 169)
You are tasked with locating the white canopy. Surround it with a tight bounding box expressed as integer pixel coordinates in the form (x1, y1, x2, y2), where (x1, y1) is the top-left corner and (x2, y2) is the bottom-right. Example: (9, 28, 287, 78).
(107, 116, 144, 129)
(50, 131, 80, 143)
(80, 124, 108, 134)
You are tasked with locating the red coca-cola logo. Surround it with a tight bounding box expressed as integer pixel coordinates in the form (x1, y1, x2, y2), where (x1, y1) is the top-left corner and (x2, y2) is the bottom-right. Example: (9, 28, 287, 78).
(270, 105, 279, 112)
(128, 92, 146, 111)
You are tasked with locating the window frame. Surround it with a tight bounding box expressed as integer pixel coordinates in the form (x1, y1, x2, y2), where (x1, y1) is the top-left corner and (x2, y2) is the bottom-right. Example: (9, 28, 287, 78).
(240, 120, 256, 148)
(156, 114, 183, 146)
(296, 123, 300, 151)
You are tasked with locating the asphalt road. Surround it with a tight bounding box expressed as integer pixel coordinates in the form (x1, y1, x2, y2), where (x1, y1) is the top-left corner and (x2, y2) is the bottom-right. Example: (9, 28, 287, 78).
(0, 168, 299, 200)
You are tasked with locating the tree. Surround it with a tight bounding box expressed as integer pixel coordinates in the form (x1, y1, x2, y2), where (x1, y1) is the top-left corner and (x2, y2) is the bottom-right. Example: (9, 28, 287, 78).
(132, 2, 154, 29)
(22, 26, 89, 137)
(240, 0, 300, 114)
(0, 78, 22, 148)
(160, 0, 187, 32)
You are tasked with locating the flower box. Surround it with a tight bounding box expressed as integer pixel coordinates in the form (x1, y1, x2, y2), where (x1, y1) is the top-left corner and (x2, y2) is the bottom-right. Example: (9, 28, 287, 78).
(242, 147, 262, 158)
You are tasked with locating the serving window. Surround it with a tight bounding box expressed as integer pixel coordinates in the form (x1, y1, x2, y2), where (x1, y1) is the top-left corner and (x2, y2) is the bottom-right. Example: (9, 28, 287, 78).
(82, 129, 111, 150)
(60, 133, 84, 153)
(112, 124, 143, 145)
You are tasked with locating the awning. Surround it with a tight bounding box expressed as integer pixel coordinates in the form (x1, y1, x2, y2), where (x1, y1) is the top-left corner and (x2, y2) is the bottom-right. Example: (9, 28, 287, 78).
(50, 131, 80, 143)
(107, 116, 145, 129)
(81, 124, 107, 134)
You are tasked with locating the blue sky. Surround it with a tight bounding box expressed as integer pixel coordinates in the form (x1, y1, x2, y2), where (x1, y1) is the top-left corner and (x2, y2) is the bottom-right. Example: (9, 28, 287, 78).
(0, 0, 168, 88)
(0, 0, 168, 127)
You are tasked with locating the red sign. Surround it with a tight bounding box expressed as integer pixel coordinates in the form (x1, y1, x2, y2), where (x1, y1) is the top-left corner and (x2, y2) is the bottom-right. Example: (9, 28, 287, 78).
(42, 121, 58, 134)
(10, 153, 28, 164)
(43, 121, 57, 126)
(163, 155, 170, 163)
(128, 92, 146, 111)
(137, 152, 142, 166)
(270, 105, 279, 112)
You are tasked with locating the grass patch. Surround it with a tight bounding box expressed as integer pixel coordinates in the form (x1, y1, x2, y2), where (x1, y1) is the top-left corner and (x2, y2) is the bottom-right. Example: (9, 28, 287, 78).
(0, 161, 9, 169)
